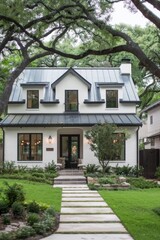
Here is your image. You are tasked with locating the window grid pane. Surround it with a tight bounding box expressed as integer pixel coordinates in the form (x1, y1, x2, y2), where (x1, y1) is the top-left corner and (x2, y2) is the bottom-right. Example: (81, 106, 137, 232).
(106, 90, 118, 108)
(18, 133, 42, 161)
(27, 90, 39, 109)
(65, 90, 78, 112)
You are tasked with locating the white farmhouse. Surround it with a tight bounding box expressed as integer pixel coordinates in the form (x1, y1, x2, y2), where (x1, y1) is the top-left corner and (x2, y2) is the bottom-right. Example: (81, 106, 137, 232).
(0, 61, 141, 169)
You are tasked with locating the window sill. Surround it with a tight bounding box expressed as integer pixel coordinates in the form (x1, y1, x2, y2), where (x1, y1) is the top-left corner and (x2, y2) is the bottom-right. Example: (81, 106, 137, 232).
(17, 161, 43, 163)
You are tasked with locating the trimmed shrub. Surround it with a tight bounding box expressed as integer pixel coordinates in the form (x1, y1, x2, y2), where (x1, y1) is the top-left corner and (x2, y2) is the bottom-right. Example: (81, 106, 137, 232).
(27, 201, 40, 213)
(3, 182, 25, 206)
(0, 199, 9, 214)
(45, 206, 56, 216)
(0, 232, 15, 240)
(11, 202, 24, 218)
(16, 226, 36, 239)
(2, 214, 10, 225)
(128, 177, 160, 189)
(27, 213, 40, 226)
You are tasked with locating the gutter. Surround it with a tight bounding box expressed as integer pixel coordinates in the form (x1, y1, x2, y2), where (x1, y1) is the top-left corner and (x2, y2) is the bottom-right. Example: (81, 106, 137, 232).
(136, 126, 140, 177)
(1, 128, 5, 167)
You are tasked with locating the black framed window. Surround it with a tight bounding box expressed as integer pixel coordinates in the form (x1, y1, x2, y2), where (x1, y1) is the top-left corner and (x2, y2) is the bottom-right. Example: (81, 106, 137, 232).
(150, 115, 153, 125)
(65, 90, 78, 112)
(106, 90, 118, 108)
(111, 133, 125, 161)
(18, 133, 42, 161)
(27, 90, 39, 109)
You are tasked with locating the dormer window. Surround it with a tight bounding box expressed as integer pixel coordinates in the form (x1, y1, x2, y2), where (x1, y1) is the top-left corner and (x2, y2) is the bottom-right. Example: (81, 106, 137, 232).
(65, 90, 78, 112)
(27, 90, 39, 109)
(106, 90, 118, 108)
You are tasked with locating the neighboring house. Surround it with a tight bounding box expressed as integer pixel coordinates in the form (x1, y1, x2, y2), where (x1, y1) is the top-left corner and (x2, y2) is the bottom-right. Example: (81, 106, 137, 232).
(0, 61, 141, 169)
(139, 100, 160, 149)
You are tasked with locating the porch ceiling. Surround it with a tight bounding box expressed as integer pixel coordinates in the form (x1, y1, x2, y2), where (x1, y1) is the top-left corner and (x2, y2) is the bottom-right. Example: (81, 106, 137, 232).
(0, 114, 142, 127)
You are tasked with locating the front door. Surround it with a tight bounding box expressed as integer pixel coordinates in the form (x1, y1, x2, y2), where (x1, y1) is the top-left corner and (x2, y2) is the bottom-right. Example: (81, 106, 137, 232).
(60, 135, 80, 168)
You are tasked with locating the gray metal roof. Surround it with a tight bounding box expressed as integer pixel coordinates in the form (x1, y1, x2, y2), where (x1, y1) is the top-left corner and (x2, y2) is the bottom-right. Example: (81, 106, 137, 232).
(9, 67, 140, 103)
(142, 100, 160, 113)
(0, 114, 142, 127)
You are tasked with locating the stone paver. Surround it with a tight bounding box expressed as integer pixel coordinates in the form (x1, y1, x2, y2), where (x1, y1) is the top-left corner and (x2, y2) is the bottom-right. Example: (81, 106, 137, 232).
(60, 214, 120, 222)
(62, 197, 103, 201)
(56, 223, 127, 233)
(62, 193, 100, 197)
(61, 207, 113, 214)
(42, 234, 134, 240)
(61, 201, 108, 207)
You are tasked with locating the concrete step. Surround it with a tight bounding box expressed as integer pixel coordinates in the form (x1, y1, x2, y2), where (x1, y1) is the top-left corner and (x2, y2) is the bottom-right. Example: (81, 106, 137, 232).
(56, 223, 127, 233)
(59, 170, 84, 176)
(54, 184, 88, 188)
(54, 181, 86, 185)
(60, 214, 120, 223)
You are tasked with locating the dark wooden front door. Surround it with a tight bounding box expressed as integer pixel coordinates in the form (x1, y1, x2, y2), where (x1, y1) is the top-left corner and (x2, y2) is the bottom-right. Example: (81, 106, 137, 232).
(60, 135, 80, 168)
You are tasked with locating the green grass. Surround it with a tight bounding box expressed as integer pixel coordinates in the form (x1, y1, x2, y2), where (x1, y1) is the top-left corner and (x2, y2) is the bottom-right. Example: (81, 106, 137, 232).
(0, 179, 62, 212)
(99, 189, 160, 240)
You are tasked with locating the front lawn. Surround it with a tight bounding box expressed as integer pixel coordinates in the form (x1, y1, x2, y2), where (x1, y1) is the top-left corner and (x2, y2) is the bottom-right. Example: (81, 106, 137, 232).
(0, 179, 62, 212)
(99, 189, 160, 240)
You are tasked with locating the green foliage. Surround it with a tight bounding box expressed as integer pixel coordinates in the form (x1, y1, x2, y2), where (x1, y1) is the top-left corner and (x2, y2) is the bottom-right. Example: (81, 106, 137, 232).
(2, 214, 10, 225)
(3, 161, 17, 174)
(11, 202, 24, 218)
(27, 201, 40, 213)
(153, 207, 160, 216)
(155, 167, 160, 179)
(99, 177, 116, 184)
(85, 164, 100, 174)
(128, 177, 160, 189)
(45, 161, 57, 172)
(114, 165, 143, 177)
(34, 215, 55, 235)
(45, 206, 56, 217)
(0, 232, 14, 240)
(3, 182, 25, 206)
(85, 123, 127, 172)
(16, 226, 36, 239)
(0, 199, 9, 214)
(27, 213, 40, 226)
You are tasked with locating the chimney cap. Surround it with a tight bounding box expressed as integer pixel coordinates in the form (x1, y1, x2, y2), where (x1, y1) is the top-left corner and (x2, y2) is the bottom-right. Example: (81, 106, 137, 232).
(121, 58, 131, 63)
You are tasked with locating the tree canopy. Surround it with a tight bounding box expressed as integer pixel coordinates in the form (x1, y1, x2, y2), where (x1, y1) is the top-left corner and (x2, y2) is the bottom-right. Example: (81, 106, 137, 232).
(0, 0, 160, 115)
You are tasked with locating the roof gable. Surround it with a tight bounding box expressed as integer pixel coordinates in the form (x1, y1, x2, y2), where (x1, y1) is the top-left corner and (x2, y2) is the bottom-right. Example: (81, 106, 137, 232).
(51, 68, 91, 89)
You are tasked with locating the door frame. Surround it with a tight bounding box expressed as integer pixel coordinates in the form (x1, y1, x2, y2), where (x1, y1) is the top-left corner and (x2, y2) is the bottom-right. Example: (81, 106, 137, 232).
(60, 134, 80, 168)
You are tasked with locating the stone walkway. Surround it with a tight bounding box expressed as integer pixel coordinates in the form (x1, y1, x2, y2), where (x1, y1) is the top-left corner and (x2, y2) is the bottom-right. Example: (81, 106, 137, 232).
(42, 171, 134, 240)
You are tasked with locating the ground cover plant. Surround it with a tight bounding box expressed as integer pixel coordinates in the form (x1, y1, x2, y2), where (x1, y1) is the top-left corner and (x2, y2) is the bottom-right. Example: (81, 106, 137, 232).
(0, 181, 61, 239)
(0, 161, 58, 185)
(99, 189, 160, 240)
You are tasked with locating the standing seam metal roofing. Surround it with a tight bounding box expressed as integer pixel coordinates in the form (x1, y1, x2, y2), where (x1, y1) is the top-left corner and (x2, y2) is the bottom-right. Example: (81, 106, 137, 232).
(9, 67, 140, 103)
(0, 114, 142, 127)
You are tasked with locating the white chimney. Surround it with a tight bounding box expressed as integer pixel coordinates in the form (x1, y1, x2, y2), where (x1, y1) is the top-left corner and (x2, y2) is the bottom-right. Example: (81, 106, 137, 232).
(120, 58, 132, 75)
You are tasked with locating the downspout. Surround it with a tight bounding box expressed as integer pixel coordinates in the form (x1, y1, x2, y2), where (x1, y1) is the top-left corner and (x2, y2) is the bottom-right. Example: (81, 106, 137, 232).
(136, 126, 140, 178)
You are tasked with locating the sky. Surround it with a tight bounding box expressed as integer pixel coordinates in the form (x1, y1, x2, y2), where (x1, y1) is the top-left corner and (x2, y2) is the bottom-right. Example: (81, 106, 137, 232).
(111, 2, 149, 27)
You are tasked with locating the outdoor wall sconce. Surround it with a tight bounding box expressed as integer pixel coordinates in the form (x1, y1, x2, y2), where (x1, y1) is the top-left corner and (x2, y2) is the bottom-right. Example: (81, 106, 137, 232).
(48, 135, 52, 144)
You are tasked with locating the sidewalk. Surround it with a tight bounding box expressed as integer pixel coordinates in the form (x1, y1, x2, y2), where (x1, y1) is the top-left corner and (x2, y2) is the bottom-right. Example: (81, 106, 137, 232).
(42, 172, 134, 240)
